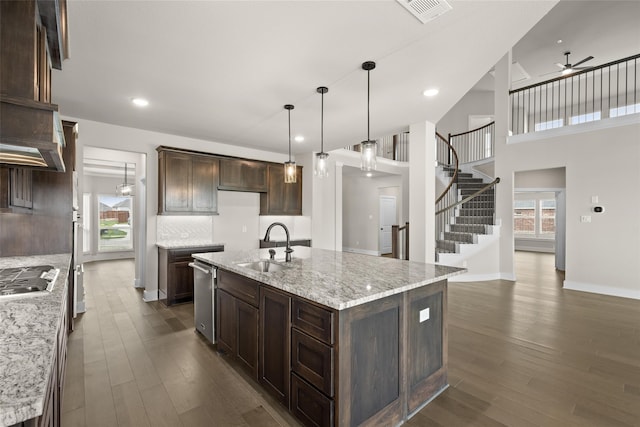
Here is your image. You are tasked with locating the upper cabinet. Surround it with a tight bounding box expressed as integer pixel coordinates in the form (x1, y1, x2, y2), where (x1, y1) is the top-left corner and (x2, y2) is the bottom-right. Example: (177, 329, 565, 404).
(157, 148, 219, 215)
(218, 158, 268, 192)
(260, 164, 302, 216)
(0, 0, 69, 171)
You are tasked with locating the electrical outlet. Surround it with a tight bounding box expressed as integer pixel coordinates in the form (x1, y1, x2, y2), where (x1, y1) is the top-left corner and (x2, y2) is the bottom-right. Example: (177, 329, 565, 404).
(419, 308, 430, 323)
(242, 225, 247, 233)
(581, 215, 591, 223)
(591, 195, 599, 203)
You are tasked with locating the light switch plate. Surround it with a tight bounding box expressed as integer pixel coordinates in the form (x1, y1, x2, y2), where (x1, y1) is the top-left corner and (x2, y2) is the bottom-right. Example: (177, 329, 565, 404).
(419, 308, 430, 323)
(591, 196, 599, 203)
(581, 215, 592, 223)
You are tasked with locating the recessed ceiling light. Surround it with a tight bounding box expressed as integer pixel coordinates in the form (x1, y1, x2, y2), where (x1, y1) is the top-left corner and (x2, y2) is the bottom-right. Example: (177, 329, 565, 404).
(423, 88, 439, 97)
(556, 39, 563, 44)
(131, 98, 149, 107)
(294, 135, 304, 143)
(366, 172, 373, 177)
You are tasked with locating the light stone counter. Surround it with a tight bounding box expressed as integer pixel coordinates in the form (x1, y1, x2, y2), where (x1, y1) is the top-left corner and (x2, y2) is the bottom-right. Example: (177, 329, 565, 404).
(156, 241, 225, 250)
(193, 247, 464, 310)
(0, 254, 71, 427)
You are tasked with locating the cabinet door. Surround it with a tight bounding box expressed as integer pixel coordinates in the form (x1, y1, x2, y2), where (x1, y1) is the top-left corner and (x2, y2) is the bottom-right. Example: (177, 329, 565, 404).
(192, 155, 218, 213)
(170, 260, 194, 305)
(10, 168, 33, 208)
(236, 299, 259, 380)
(260, 164, 302, 215)
(260, 287, 291, 404)
(217, 289, 236, 356)
(218, 158, 268, 192)
(162, 151, 192, 213)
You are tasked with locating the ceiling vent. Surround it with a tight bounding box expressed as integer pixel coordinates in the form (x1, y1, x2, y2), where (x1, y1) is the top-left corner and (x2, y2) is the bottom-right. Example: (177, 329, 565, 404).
(396, 0, 452, 24)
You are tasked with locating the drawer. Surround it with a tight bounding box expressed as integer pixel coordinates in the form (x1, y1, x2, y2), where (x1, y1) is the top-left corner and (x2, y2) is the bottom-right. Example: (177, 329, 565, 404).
(292, 298, 335, 345)
(291, 373, 334, 427)
(291, 329, 334, 397)
(218, 269, 259, 307)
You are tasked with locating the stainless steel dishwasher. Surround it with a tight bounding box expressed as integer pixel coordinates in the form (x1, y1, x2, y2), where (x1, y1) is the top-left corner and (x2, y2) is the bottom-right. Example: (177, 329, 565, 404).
(189, 260, 216, 344)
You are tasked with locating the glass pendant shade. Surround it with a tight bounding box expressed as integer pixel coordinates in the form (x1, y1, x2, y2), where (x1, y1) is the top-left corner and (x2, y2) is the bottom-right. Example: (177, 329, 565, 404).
(361, 61, 377, 171)
(116, 162, 134, 196)
(283, 104, 296, 183)
(314, 152, 329, 178)
(284, 160, 297, 183)
(360, 140, 377, 171)
(315, 86, 329, 178)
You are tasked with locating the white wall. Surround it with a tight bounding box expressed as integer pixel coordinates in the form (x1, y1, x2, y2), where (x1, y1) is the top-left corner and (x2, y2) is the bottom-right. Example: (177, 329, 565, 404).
(515, 167, 565, 188)
(342, 173, 402, 255)
(437, 90, 495, 137)
(499, 120, 640, 299)
(66, 117, 289, 301)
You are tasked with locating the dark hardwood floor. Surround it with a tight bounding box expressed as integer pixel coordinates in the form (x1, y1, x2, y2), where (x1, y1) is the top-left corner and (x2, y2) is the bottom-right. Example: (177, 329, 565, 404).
(62, 252, 640, 426)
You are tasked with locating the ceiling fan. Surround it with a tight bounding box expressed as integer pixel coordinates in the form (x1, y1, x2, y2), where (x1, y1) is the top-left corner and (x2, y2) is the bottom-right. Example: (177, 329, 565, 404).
(543, 51, 594, 76)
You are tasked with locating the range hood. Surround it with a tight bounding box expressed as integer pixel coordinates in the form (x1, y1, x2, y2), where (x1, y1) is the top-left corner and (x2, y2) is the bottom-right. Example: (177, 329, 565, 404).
(0, 95, 66, 172)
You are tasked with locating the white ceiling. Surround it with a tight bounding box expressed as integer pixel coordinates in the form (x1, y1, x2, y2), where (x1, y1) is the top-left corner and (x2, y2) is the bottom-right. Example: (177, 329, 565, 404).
(52, 1, 638, 158)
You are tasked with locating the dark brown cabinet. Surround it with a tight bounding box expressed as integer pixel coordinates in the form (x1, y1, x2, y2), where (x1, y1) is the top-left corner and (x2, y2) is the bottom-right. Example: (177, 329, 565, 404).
(158, 245, 223, 306)
(9, 168, 33, 209)
(259, 287, 291, 405)
(217, 269, 260, 379)
(218, 158, 268, 192)
(259, 239, 311, 249)
(157, 148, 219, 215)
(260, 164, 303, 215)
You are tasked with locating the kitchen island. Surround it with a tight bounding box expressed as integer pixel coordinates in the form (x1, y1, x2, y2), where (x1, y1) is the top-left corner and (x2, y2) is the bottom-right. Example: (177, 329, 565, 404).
(194, 246, 464, 427)
(0, 254, 71, 427)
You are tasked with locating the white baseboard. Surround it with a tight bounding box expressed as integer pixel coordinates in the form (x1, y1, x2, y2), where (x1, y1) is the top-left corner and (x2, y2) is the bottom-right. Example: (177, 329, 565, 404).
(143, 290, 159, 302)
(563, 280, 640, 301)
(342, 247, 380, 256)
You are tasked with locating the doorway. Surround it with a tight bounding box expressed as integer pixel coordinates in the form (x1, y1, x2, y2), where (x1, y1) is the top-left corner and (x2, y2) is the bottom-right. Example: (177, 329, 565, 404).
(379, 195, 397, 255)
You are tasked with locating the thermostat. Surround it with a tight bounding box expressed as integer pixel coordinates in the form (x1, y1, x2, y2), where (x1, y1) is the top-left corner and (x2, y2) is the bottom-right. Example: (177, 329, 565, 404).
(593, 206, 605, 213)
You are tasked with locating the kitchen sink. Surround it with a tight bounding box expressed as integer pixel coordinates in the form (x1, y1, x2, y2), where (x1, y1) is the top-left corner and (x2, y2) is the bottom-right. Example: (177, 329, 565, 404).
(235, 260, 290, 273)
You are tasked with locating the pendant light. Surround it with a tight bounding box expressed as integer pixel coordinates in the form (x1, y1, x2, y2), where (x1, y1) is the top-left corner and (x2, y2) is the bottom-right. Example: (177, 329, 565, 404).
(360, 61, 377, 171)
(116, 162, 134, 196)
(283, 104, 297, 184)
(314, 86, 329, 178)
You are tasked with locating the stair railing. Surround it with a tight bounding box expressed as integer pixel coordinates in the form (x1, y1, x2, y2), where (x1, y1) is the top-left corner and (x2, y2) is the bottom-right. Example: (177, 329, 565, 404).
(391, 222, 409, 260)
(435, 177, 501, 253)
(449, 121, 495, 165)
(435, 132, 459, 247)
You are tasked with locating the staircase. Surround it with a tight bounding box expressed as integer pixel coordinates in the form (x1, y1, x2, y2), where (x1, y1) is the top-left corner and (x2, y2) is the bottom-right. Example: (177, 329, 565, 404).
(436, 166, 497, 261)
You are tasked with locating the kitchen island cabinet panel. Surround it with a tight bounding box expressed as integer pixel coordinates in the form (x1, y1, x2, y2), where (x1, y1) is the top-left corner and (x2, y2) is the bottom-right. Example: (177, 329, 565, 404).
(291, 329, 334, 397)
(292, 298, 335, 345)
(216, 289, 236, 356)
(259, 287, 291, 405)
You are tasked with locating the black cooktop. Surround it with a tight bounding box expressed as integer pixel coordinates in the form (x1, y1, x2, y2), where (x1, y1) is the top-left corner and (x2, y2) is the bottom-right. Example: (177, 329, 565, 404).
(0, 265, 56, 295)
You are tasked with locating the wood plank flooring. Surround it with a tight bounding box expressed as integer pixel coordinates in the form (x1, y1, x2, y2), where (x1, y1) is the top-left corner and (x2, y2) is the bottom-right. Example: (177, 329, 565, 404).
(62, 252, 640, 426)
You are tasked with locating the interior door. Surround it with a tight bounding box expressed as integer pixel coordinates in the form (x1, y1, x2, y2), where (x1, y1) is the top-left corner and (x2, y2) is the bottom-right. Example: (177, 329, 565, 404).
(379, 196, 397, 255)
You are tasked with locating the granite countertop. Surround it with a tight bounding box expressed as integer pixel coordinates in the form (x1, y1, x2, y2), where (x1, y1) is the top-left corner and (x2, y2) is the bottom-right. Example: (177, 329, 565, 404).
(193, 247, 464, 310)
(156, 241, 225, 249)
(0, 253, 71, 427)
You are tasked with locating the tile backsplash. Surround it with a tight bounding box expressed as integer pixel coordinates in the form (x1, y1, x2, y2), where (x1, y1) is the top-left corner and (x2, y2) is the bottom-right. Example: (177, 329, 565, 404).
(157, 216, 213, 243)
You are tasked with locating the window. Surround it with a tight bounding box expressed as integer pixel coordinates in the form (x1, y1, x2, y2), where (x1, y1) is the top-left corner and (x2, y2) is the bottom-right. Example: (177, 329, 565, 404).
(82, 193, 91, 253)
(570, 111, 601, 125)
(98, 195, 133, 252)
(610, 103, 640, 118)
(514, 194, 556, 238)
(534, 119, 563, 132)
(514, 200, 535, 234)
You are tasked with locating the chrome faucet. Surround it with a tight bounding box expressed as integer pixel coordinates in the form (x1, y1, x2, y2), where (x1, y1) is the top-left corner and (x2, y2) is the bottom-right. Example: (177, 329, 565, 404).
(264, 222, 293, 262)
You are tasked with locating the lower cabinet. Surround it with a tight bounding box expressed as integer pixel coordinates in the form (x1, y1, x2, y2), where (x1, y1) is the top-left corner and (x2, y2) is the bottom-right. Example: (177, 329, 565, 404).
(158, 245, 223, 306)
(217, 270, 259, 380)
(259, 287, 291, 405)
(215, 269, 446, 427)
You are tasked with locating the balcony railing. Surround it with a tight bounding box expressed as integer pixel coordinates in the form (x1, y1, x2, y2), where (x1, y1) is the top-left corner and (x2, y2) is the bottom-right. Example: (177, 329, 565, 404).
(510, 54, 639, 136)
(449, 121, 495, 165)
(344, 132, 409, 162)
